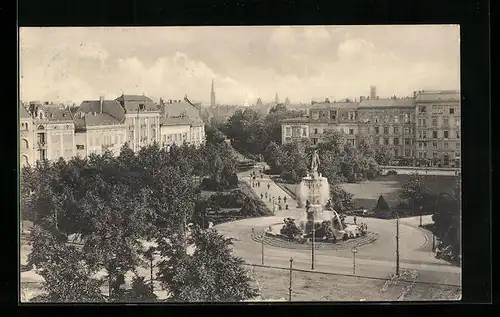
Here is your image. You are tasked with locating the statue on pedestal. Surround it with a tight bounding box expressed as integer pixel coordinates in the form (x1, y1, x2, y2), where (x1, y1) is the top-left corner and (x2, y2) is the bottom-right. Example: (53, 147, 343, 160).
(311, 150, 320, 173)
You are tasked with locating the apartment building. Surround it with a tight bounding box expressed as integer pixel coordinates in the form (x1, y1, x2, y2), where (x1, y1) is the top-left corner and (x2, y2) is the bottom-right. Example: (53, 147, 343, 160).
(29, 104, 75, 162)
(115, 94, 161, 152)
(415, 90, 461, 167)
(357, 98, 415, 159)
(158, 98, 206, 148)
(20, 104, 34, 166)
(281, 101, 358, 146)
(75, 97, 127, 157)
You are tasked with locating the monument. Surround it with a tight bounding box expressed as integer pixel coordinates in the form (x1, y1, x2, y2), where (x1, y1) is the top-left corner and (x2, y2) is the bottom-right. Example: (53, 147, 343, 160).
(296, 150, 347, 240)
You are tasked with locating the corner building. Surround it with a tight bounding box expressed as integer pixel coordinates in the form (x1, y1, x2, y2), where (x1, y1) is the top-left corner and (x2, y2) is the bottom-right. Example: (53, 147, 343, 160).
(414, 90, 461, 167)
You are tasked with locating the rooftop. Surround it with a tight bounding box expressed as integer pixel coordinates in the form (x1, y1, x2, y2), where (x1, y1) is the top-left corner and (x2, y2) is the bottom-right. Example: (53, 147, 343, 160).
(358, 98, 415, 108)
(79, 99, 126, 122)
(74, 113, 123, 129)
(281, 117, 310, 124)
(40, 107, 74, 122)
(310, 102, 359, 109)
(20, 105, 31, 119)
(415, 90, 460, 102)
(115, 94, 159, 112)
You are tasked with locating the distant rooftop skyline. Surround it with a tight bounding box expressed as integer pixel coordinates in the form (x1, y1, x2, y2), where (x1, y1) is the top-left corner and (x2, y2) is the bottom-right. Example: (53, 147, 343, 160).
(20, 26, 460, 105)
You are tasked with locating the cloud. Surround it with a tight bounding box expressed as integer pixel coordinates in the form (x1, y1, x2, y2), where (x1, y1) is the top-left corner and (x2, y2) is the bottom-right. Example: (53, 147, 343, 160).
(19, 26, 460, 105)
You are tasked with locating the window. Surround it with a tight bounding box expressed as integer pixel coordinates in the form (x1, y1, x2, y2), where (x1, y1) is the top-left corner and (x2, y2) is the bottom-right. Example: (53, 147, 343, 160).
(330, 111, 337, 120)
(285, 137, 291, 143)
(405, 138, 411, 145)
(394, 115, 399, 123)
(423, 152, 427, 158)
(456, 142, 460, 149)
(384, 138, 389, 145)
(285, 127, 291, 135)
(374, 127, 380, 134)
(419, 106, 427, 113)
(394, 148, 399, 157)
(456, 131, 460, 138)
(394, 138, 399, 145)
(393, 126, 399, 134)
(374, 116, 379, 123)
(433, 152, 438, 158)
(383, 127, 389, 134)
(349, 128, 354, 135)
(455, 152, 460, 157)
(302, 128, 307, 136)
(422, 119, 426, 127)
(379, 137, 384, 145)
(348, 112, 356, 120)
(404, 127, 410, 135)
(455, 117, 460, 126)
(22, 139, 29, 149)
(423, 142, 427, 148)
(433, 142, 438, 148)
(444, 131, 449, 139)
(432, 131, 438, 138)
(449, 108, 455, 114)
(312, 138, 318, 145)
(443, 117, 449, 126)
(314, 128, 318, 135)
(404, 149, 411, 157)
(418, 152, 423, 158)
(444, 142, 449, 149)
(422, 131, 427, 139)
(311, 111, 319, 120)
(432, 117, 438, 126)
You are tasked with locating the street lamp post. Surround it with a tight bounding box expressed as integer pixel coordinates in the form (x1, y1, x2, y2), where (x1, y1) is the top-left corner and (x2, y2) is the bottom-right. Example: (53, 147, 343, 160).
(261, 238, 264, 265)
(396, 212, 400, 276)
(289, 258, 293, 301)
(351, 246, 358, 275)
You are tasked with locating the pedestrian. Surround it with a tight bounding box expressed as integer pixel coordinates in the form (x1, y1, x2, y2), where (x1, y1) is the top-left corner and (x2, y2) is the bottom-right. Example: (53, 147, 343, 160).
(260, 174, 263, 179)
(257, 181, 260, 187)
(284, 196, 287, 204)
(354, 216, 357, 225)
(265, 192, 268, 198)
(267, 183, 270, 190)
(278, 196, 281, 203)
(260, 193, 263, 199)
(285, 204, 289, 210)
(278, 204, 282, 210)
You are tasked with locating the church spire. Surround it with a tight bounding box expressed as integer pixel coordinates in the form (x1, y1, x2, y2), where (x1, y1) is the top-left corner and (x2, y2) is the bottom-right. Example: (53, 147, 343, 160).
(210, 79, 216, 107)
(275, 92, 280, 104)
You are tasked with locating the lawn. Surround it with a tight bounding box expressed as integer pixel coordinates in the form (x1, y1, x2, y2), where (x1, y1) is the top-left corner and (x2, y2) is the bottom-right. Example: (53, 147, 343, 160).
(276, 174, 458, 210)
(247, 265, 461, 301)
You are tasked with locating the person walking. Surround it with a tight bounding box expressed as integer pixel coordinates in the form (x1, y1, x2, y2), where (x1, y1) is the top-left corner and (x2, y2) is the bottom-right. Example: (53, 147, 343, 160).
(278, 196, 281, 203)
(284, 196, 287, 204)
(267, 183, 270, 190)
(285, 204, 289, 210)
(260, 193, 263, 199)
(265, 192, 268, 199)
(353, 215, 357, 225)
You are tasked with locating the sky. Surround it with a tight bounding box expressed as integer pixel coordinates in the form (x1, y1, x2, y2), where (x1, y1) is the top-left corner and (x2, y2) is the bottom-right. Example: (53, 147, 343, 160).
(19, 25, 460, 106)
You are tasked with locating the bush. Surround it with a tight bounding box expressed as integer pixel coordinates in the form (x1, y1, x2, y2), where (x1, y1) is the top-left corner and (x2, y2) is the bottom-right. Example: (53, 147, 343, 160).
(387, 170, 398, 176)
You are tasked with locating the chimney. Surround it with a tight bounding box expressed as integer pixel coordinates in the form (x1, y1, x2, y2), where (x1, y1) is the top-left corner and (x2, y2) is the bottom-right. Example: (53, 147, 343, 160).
(99, 96, 104, 113)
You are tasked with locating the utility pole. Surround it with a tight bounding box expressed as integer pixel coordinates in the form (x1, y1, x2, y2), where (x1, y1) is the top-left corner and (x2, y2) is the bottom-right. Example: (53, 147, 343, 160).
(261, 238, 264, 265)
(351, 246, 358, 274)
(150, 255, 154, 293)
(289, 258, 293, 302)
(311, 211, 315, 270)
(396, 211, 400, 276)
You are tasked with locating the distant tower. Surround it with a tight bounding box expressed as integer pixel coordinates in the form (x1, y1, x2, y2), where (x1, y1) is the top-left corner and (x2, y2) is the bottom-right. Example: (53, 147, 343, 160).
(256, 97, 263, 108)
(211, 79, 216, 108)
(370, 86, 377, 100)
(284, 97, 290, 106)
(275, 93, 280, 104)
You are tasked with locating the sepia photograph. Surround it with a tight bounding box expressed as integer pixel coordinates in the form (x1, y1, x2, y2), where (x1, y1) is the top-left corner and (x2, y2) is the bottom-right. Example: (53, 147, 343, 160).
(19, 25, 461, 303)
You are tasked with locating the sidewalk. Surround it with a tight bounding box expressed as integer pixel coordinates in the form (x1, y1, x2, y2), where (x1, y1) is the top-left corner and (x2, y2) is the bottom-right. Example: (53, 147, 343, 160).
(239, 170, 302, 219)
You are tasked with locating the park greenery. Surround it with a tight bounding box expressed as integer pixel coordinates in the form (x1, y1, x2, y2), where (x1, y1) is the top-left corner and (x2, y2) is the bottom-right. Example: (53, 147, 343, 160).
(399, 172, 461, 259)
(20, 142, 260, 302)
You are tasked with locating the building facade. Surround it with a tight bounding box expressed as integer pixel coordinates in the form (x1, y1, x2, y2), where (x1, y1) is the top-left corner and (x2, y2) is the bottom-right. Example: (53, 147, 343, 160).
(75, 97, 128, 157)
(281, 90, 460, 167)
(414, 90, 461, 167)
(115, 94, 161, 152)
(20, 105, 34, 166)
(357, 98, 415, 159)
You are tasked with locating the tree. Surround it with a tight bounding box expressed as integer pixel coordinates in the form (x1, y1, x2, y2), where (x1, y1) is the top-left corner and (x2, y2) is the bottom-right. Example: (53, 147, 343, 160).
(163, 227, 259, 302)
(374, 147, 395, 166)
(373, 195, 391, 218)
(329, 184, 354, 212)
(205, 124, 226, 145)
(400, 172, 429, 210)
(124, 276, 158, 302)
